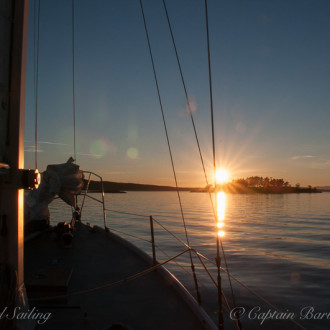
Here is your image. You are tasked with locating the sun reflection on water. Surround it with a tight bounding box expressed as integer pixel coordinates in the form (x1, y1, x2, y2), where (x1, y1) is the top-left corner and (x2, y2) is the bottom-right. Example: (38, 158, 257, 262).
(217, 191, 226, 237)
(218, 230, 225, 237)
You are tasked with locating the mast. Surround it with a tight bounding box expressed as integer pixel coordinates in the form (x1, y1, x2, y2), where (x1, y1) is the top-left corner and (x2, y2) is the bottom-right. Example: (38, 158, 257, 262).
(0, 0, 30, 290)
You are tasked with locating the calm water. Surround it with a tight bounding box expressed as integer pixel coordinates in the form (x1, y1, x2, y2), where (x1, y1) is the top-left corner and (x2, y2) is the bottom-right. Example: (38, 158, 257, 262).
(50, 192, 330, 330)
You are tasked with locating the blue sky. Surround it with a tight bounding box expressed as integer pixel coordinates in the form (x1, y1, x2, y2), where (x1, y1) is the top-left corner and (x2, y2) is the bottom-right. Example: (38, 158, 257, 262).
(24, 0, 330, 187)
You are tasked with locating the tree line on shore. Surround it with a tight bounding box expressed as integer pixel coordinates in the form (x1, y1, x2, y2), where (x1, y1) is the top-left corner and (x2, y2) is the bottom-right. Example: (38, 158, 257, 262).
(231, 176, 300, 189)
(198, 176, 319, 194)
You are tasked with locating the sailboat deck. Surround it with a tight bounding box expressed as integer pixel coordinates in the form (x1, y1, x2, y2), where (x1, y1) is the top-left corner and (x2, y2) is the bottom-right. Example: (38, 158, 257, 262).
(25, 222, 215, 329)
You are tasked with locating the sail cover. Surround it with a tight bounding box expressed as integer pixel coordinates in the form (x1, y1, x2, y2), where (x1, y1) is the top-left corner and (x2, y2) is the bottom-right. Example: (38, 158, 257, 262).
(26, 157, 83, 222)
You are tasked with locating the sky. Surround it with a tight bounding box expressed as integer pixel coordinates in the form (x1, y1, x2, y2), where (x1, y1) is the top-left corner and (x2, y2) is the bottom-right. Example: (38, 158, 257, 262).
(24, 0, 330, 187)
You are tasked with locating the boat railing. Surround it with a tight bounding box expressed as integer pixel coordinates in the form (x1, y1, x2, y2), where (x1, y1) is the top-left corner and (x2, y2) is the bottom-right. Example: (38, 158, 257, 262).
(78, 170, 108, 231)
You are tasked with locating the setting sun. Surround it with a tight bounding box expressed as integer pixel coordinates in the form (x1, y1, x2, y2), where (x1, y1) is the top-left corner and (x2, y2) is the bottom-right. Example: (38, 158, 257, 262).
(215, 169, 229, 184)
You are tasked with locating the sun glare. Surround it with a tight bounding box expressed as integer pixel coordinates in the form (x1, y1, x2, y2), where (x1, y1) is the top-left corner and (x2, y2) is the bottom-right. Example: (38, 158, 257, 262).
(216, 191, 226, 238)
(215, 169, 229, 184)
(218, 230, 225, 237)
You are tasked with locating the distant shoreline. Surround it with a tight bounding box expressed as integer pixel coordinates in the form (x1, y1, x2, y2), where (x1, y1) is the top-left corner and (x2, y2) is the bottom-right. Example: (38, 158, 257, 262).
(83, 180, 195, 193)
(84, 180, 324, 194)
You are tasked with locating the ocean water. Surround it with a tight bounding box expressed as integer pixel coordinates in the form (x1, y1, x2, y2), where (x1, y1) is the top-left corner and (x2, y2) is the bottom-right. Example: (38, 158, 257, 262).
(49, 191, 330, 330)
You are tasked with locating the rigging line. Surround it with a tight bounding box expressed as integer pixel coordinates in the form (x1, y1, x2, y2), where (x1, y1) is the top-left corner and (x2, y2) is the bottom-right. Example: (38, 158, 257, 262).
(219, 231, 242, 327)
(139, 0, 201, 305)
(161, 0, 217, 222)
(72, 0, 77, 162)
(35, 0, 41, 169)
(155, 247, 240, 330)
(152, 217, 189, 248)
(33, 0, 36, 120)
(203, 1, 241, 329)
(161, 9, 223, 315)
(192, 250, 240, 330)
(110, 228, 151, 243)
(154, 247, 203, 293)
(155, 245, 237, 322)
(153, 218, 243, 320)
(105, 208, 149, 219)
(203, 0, 224, 328)
(161, 8, 222, 310)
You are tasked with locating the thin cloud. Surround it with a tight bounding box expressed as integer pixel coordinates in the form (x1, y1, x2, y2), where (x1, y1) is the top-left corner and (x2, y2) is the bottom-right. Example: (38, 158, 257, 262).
(291, 155, 316, 160)
(24, 148, 44, 153)
(39, 141, 70, 146)
(291, 155, 330, 169)
(25, 140, 69, 146)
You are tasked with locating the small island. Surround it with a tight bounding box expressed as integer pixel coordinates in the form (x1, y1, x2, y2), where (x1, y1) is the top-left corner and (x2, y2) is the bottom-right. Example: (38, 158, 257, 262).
(191, 176, 321, 194)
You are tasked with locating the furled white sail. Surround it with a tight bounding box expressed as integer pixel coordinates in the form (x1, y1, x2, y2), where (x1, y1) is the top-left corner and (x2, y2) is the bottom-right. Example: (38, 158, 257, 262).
(25, 157, 83, 224)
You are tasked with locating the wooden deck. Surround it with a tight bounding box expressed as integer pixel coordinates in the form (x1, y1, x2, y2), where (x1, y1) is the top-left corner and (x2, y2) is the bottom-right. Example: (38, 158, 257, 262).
(24, 222, 216, 329)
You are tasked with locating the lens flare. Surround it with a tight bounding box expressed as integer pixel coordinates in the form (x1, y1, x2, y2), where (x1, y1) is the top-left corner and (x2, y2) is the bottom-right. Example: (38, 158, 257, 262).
(90, 139, 107, 158)
(127, 147, 139, 159)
